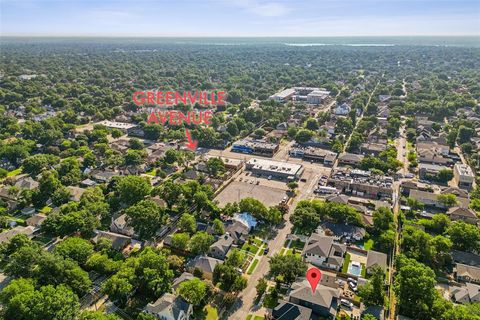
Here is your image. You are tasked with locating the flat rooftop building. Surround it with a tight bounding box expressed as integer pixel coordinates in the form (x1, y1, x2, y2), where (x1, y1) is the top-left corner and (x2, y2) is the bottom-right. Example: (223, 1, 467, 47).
(246, 158, 304, 180)
(97, 120, 137, 130)
(232, 139, 279, 157)
(454, 164, 475, 190)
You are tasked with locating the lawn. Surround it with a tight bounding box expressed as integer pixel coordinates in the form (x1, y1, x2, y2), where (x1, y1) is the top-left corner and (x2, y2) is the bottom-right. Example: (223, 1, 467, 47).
(246, 316, 252, 320)
(242, 242, 260, 255)
(363, 239, 374, 251)
(204, 305, 218, 320)
(7, 168, 22, 177)
(285, 248, 301, 259)
(361, 263, 367, 278)
(247, 259, 259, 275)
(39, 206, 52, 214)
(289, 239, 305, 250)
(342, 253, 351, 273)
(254, 317, 264, 320)
(146, 168, 157, 176)
(279, 248, 286, 255)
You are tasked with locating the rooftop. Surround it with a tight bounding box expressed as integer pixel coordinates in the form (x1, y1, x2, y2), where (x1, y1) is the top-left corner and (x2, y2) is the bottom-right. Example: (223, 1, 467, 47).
(246, 158, 303, 175)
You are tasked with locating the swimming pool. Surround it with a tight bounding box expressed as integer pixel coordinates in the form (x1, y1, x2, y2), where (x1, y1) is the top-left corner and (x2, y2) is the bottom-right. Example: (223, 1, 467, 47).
(347, 261, 362, 276)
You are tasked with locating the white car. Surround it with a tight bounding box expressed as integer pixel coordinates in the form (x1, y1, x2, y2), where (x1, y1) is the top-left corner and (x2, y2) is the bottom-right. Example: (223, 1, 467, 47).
(341, 299, 354, 309)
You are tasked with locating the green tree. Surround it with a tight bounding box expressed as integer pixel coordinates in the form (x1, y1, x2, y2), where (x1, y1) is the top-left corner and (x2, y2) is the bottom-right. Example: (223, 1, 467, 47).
(178, 213, 197, 234)
(115, 175, 151, 206)
(269, 254, 307, 284)
(125, 200, 165, 240)
(290, 206, 320, 235)
(189, 232, 214, 255)
(177, 277, 207, 305)
(54, 237, 94, 267)
(212, 218, 225, 235)
(394, 255, 437, 320)
(437, 193, 457, 208)
(78, 311, 122, 320)
(206, 157, 225, 176)
(256, 278, 268, 299)
(171, 233, 190, 251)
(358, 266, 385, 306)
(446, 221, 480, 252)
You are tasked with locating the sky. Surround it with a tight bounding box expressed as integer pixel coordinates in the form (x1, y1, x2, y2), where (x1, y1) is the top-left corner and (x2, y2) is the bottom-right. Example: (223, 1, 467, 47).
(0, 0, 479, 37)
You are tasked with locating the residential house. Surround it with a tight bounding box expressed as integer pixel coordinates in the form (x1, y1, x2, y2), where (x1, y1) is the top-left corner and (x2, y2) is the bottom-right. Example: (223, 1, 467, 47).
(408, 189, 469, 209)
(272, 300, 312, 320)
(334, 103, 351, 115)
(110, 214, 135, 237)
(144, 293, 193, 320)
(455, 263, 480, 284)
(187, 255, 222, 280)
(338, 153, 364, 167)
(209, 233, 234, 260)
(288, 280, 339, 318)
(319, 222, 366, 242)
(366, 250, 388, 274)
(172, 272, 194, 291)
(25, 214, 47, 229)
(418, 163, 449, 180)
(0, 226, 35, 244)
(451, 283, 480, 304)
(302, 234, 346, 271)
(360, 143, 387, 157)
(93, 230, 132, 251)
(447, 207, 479, 225)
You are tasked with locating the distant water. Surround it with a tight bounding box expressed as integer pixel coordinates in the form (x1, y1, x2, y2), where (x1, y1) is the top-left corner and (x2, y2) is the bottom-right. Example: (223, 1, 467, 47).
(1, 36, 480, 47)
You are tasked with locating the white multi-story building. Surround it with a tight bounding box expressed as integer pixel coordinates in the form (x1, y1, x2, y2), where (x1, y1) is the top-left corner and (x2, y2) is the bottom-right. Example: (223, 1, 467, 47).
(453, 164, 475, 190)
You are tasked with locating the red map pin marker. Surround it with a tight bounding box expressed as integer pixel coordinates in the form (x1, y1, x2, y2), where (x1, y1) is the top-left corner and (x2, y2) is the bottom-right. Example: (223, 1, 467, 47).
(306, 267, 322, 294)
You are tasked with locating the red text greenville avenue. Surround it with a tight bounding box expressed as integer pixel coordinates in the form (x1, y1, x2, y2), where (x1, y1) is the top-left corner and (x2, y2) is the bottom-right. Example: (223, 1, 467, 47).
(133, 90, 226, 106)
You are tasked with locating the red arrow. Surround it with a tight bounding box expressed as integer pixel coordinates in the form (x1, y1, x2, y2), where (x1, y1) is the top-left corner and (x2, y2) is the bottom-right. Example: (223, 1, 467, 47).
(184, 128, 198, 151)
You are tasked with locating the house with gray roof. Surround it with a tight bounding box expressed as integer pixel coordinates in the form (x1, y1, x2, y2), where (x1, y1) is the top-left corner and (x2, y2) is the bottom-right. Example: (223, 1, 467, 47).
(209, 233, 234, 260)
(447, 207, 479, 225)
(451, 283, 480, 304)
(144, 293, 192, 320)
(366, 250, 388, 274)
(272, 300, 312, 320)
(93, 230, 132, 251)
(319, 222, 366, 242)
(0, 226, 35, 244)
(288, 279, 339, 318)
(224, 220, 250, 245)
(186, 255, 222, 280)
(455, 263, 480, 284)
(302, 234, 346, 271)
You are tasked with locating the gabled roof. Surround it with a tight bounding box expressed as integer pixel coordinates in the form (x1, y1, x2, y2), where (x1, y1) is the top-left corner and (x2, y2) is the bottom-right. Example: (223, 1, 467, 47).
(447, 207, 478, 220)
(172, 272, 194, 291)
(303, 234, 333, 257)
(289, 280, 338, 311)
(272, 300, 312, 320)
(366, 250, 388, 270)
(325, 194, 349, 205)
(210, 234, 234, 255)
(441, 187, 469, 199)
(14, 176, 39, 190)
(188, 255, 222, 274)
(452, 250, 480, 267)
(145, 293, 191, 319)
(456, 263, 480, 280)
(93, 230, 131, 250)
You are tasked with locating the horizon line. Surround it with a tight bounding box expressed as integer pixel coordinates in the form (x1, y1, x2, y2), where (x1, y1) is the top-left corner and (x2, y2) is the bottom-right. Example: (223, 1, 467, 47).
(1, 34, 480, 38)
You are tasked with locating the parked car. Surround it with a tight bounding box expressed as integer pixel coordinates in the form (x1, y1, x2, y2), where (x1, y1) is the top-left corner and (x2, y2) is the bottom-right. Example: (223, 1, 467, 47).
(264, 247, 270, 254)
(341, 299, 353, 309)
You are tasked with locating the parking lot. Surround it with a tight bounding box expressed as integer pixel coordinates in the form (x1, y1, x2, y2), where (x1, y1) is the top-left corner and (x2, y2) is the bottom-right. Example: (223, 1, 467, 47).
(215, 180, 288, 207)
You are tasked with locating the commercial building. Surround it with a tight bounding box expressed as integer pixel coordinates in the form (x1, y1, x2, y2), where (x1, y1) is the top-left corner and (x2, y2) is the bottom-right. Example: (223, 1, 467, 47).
(327, 168, 394, 200)
(232, 139, 279, 157)
(246, 158, 304, 180)
(269, 87, 330, 104)
(289, 147, 337, 166)
(453, 164, 475, 190)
